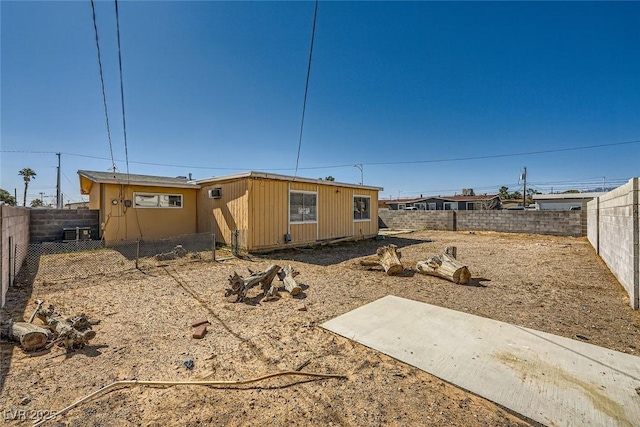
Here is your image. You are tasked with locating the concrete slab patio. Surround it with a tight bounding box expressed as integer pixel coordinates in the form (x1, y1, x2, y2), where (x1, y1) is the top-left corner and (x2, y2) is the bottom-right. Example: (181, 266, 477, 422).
(321, 295, 640, 427)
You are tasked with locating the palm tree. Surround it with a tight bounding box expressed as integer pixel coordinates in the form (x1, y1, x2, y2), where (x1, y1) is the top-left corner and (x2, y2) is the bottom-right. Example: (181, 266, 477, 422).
(18, 167, 37, 207)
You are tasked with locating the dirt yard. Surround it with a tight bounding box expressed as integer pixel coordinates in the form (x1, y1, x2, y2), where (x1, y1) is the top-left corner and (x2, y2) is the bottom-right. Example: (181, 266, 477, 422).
(2, 230, 639, 426)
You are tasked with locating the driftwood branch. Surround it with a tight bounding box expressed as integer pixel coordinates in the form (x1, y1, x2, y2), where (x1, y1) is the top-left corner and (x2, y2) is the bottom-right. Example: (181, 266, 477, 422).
(36, 305, 97, 350)
(416, 246, 471, 284)
(277, 265, 302, 296)
(226, 264, 281, 302)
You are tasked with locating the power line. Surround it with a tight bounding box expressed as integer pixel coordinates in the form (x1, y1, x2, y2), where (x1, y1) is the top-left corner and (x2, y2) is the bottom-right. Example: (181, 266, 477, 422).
(114, 0, 131, 180)
(294, 0, 319, 178)
(90, 0, 117, 173)
(2, 138, 639, 173)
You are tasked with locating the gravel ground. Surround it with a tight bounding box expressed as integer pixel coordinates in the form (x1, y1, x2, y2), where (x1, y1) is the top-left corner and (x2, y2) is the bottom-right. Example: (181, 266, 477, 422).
(1, 230, 638, 426)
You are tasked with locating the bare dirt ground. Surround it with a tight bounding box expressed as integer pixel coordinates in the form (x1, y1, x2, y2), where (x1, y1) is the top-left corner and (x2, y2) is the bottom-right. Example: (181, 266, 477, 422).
(2, 230, 639, 426)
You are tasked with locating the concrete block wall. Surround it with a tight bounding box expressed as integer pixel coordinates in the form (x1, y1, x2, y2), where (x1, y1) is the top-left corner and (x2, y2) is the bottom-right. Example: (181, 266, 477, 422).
(1, 205, 30, 307)
(457, 211, 583, 237)
(29, 209, 100, 243)
(587, 178, 639, 309)
(378, 209, 455, 231)
(378, 209, 583, 237)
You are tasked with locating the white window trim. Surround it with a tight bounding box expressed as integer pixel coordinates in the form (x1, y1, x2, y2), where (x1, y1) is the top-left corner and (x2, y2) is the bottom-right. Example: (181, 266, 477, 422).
(398, 203, 406, 210)
(353, 195, 371, 222)
(133, 192, 183, 209)
(444, 202, 458, 211)
(289, 190, 318, 224)
(428, 203, 437, 210)
(415, 202, 427, 210)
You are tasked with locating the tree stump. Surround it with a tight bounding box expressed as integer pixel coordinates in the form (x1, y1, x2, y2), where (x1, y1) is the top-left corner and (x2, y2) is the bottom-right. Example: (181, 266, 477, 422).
(36, 305, 97, 350)
(0, 321, 52, 352)
(376, 244, 404, 275)
(416, 246, 471, 284)
(277, 265, 302, 295)
(226, 264, 281, 302)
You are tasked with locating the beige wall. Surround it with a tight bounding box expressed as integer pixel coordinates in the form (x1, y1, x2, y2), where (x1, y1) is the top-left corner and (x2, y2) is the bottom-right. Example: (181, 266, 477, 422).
(98, 184, 197, 243)
(248, 178, 288, 248)
(197, 179, 249, 246)
(1, 205, 30, 307)
(196, 176, 380, 251)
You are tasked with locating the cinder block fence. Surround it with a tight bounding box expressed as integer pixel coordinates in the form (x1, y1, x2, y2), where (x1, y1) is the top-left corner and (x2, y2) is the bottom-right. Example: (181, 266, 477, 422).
(588, 178, 639, 309)
(378, 209, 584, 237)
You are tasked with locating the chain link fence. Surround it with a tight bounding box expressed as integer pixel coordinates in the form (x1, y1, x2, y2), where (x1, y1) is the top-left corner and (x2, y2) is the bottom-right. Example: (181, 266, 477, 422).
(14, 232, 220, 285)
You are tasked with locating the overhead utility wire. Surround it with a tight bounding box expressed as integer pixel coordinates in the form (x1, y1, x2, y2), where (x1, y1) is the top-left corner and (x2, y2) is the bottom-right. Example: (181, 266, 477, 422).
(294, 0, 319, 178)
(114, 0, 131, 180)
(90, 0, 117, 173)
(2, 138, 639, 173)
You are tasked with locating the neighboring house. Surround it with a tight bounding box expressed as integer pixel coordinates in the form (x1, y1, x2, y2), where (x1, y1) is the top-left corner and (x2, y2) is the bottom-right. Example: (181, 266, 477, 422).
(196, 171, 382, 251)
(78, 170, 200, 243)
(532, 192, 604, 211)
(384, 192, 500, 211)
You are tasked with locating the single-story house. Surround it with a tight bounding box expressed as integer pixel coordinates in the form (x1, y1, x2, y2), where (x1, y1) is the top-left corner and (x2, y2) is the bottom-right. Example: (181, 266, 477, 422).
(384, 193, 501, 211)
(532, 192, 604, 211)
(78, 170, 200, 243)
(79, 170, 382, 251)
(196, 172, 382, 251)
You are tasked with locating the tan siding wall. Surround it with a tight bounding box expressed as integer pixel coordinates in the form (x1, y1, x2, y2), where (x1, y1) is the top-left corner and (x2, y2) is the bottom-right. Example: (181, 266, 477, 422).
(290, 223, 316, 244)
(352, 188, 379, 238)
(248, 178, 289, 249)
(89, 183, 101, 210)
(318, 185, 352, 240)
(290, 182, 317, 192)
(199, 177, 379, 251)
(101, 184, 197, 243)
(197, 180, 248, 246)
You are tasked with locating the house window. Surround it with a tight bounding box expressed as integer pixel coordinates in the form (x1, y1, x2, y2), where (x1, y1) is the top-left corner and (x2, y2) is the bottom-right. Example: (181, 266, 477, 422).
(133, 192, 183, 208)
(428, 203, 437, 210)
(443, 202, 458, 211)
(354, 196, 371, 220)
(415, 203, 426, 210)
(398, 203, 406, 210)
(290, 191, 317, 223)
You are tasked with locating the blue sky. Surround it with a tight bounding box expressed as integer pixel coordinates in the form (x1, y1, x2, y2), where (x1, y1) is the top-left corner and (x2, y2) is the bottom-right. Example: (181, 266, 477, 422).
(1, 1, 638, 205)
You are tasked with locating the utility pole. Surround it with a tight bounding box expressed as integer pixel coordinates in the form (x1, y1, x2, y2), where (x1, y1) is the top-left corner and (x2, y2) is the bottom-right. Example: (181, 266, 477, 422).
(521, 167, 527, 207)
(602, 176, 606, 192)
(56, 152, 61, 209)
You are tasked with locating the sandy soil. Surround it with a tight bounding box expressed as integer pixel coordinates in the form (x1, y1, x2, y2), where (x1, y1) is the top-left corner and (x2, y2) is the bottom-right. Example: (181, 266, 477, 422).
(1, 230, 639, 426)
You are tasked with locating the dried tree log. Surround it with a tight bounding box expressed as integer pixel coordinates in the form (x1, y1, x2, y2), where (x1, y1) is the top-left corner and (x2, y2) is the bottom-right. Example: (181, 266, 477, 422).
(36, 305, 97, 350)
(359, 249, 402, 268)
(277, 265, 302, 295)
(376, 244, 404, 275)
(0, 320, 52, 352)
(226, 264, 281, 302)
(416, 246, 471, 284)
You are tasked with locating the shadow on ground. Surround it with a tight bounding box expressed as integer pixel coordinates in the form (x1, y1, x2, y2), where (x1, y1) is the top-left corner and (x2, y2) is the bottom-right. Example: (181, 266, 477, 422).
(0, 259, 35, 394)
(257, 236, 431, 267)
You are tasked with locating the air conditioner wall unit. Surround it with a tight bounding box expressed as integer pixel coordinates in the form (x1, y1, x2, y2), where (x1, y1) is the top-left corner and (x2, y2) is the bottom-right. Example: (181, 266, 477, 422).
(208, 188, 222, 199)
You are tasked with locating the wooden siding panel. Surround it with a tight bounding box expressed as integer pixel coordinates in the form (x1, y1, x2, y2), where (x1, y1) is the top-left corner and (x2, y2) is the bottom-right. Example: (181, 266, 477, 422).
(197, 180, 248, 246)
(290, 223, 316, 243)
(249, 179, 289, 249)
(290, 182, 316, 192)
(318, 185, 351, 240)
